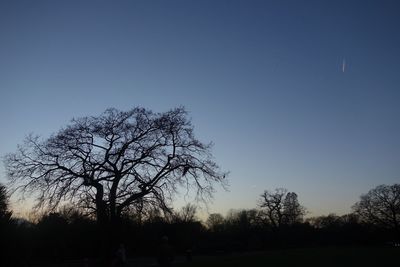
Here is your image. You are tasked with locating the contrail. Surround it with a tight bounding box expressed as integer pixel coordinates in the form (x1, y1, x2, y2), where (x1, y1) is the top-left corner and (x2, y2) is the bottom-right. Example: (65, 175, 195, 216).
(342, 58, 346, 73)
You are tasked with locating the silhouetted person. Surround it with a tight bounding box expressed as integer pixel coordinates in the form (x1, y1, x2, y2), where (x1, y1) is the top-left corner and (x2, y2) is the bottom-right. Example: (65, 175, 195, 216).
(113, 243, 127, 267)
(83, 257, 89, 267)
(157, 236, 174, 267)
(185, 248, 192, 262)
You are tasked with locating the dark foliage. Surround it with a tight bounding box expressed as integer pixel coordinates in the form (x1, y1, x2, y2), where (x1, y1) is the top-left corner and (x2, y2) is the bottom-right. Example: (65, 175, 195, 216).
(258, 188, 306, 228)
(0, 183, 12, 223)
(1, 204, 397, 265)
(2, 177, 398, 266)
(0, 184, 14, 266)
(353, 184, 400, 241)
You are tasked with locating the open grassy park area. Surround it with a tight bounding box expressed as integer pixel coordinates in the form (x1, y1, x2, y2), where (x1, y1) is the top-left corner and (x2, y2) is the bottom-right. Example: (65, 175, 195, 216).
(24, 246, 398, 267)
(175, 247, 399, 267)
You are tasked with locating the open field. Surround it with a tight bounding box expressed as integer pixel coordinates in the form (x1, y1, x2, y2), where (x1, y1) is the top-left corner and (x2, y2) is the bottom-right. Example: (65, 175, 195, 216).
(175, 247, 399, 267)
(23, 246, 399, 267)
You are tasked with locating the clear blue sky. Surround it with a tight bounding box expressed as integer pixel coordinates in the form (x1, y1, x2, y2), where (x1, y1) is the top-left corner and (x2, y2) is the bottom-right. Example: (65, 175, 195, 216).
(1, 0, 399, 218)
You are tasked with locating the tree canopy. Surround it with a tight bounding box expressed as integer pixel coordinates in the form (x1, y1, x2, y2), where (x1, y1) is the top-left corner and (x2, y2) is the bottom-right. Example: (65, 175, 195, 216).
(259, 188, 306, 228)
(5, 107, 227, 224)
(0, 183, 12, 223)
(353, 184, 399, 233)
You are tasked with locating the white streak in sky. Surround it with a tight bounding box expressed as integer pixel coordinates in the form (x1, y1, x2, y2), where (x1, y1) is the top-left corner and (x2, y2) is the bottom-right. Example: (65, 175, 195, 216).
(342, 58, 346, 73)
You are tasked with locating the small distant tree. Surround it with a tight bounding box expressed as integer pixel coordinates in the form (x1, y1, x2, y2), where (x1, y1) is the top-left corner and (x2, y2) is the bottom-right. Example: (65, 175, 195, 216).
(0, 184, 14, 266)
(228, 209, 260, 229)
(282, 192, 306, 225)
(0, 184, 12, 224)
(206, 213, 224, 231)
(175, 203, 198, 223)
(58, 205, 91, 224)
(353, 184, 399, 238)
(306, 213, 342, 229)
(259, 188, 306, 228)
(5, 107, 227, 226)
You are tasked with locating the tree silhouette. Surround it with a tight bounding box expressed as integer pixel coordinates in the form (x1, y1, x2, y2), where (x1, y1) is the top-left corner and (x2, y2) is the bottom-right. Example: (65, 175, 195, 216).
(175, 203, 198, 223)
(206, 213, 224, 231)
(282, 192, 306, 225)
(259, 188, 305, 228)
(353, 184, 400, 240)
(5, 107, 227, 225)
(0, 183, 13, 267)
(0, 183, 12, 223)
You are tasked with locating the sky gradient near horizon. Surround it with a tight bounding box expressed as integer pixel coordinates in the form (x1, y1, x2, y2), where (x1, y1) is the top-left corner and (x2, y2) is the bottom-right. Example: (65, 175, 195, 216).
(1, 0, 400, 218)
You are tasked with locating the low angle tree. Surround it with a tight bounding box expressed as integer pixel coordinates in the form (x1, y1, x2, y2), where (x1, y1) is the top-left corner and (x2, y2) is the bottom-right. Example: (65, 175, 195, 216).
(4, 107, 227, 225)
(353, 184, 399, 237)
(259, 188, 306, 228)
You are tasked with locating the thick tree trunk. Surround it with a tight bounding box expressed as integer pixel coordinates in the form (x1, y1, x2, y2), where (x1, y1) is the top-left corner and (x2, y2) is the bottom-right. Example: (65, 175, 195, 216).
(96, 200, 108, 225)
(109, 173, 121, 225)
(93, 183, 108, 225)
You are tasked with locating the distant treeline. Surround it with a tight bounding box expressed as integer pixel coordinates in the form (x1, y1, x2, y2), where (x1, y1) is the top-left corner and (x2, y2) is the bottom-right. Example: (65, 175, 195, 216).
(0, 203, 397, 265)
(0, 184, 399, 266)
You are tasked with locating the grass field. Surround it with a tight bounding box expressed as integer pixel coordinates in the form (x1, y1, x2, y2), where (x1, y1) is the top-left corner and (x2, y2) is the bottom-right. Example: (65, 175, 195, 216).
(175, 247, 399, 267)
(27, 246, 398, 266)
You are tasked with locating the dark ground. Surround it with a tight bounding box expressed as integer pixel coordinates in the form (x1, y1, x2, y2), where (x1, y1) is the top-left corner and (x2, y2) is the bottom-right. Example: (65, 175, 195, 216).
(27, 246, 398, 267)
(175, 246, 399, 267)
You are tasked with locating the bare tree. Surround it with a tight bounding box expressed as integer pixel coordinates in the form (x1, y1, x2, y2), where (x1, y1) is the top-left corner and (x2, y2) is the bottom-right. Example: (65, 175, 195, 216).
(225, 209, 261, 229)
(0, 184, 12, 223)
(4, 107, 227, 225)
(175, 203, 198, 223)
(353, 184, 400, 236)
(206, 213, 224, 231)
(259, 188, 305, 228)
(282, 192, 306, 225)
